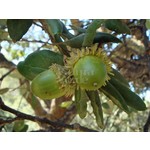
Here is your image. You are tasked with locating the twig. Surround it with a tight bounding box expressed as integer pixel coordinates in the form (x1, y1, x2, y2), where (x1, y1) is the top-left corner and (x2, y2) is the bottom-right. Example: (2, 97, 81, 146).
(0, 97, 97, 132)
(0, 68, 15, 82)
(21, 38, 50, 44)
(0, 68, 15, 87)
(39, 19, 70, 56)
(33, 21, 43, 29)
(0, 117, 19, 126)
(21, 38, 66, 47)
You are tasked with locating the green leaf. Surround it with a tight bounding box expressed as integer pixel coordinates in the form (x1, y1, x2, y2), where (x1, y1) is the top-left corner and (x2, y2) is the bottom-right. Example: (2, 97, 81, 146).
(86, 91, 104, 128)
(0, 88, 9, 95)
(82, 19, 106, 47)
(64, 33, 85, 48)
(111, 68, 129, 88)
(100, 82, 129, 113)
(7, 19, 33, 42)
(105, 19, 131, 34)
(70, 25, 86, 34)
(75, 88, 87, 119)
(146, 19, 150, 29)
(61, 22, 74, 39)
(19, 124, 28, 132)
(17, 62, 46, 80)
(17, 50, 64, 80)
(93, 32, 122, 43)
(46, 19, 63, 37)
(13, 120, 25, 132)
(109, 77, 147, 111)
(64, 32, 121, 48)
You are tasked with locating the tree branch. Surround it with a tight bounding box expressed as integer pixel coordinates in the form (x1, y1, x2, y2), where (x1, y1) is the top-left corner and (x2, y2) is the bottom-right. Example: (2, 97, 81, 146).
(0, 97, 97, 132)
(0, 117, 19, 126)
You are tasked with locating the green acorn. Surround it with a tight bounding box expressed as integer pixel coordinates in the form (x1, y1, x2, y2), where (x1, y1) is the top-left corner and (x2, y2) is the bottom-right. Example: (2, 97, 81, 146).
(66, 44, 112, 90)
(31, 64, 75, 100)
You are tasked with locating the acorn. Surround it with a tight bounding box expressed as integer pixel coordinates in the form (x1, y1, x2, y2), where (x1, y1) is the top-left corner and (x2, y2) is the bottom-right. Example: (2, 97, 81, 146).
(66, 44, 112, 90)
(31, 64, 75, 100)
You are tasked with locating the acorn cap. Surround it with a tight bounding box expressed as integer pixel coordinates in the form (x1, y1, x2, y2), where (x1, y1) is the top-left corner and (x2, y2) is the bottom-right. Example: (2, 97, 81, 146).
(50, 64, 76, 96)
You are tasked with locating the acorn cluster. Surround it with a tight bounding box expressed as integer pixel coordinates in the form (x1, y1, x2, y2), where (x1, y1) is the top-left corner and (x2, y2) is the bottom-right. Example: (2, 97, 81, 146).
(31, 44, 112, 100)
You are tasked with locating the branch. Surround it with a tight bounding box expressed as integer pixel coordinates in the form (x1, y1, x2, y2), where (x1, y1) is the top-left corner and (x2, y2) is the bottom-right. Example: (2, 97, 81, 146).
(0, 97, 97, 132)
(0, 117, 19, 126)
